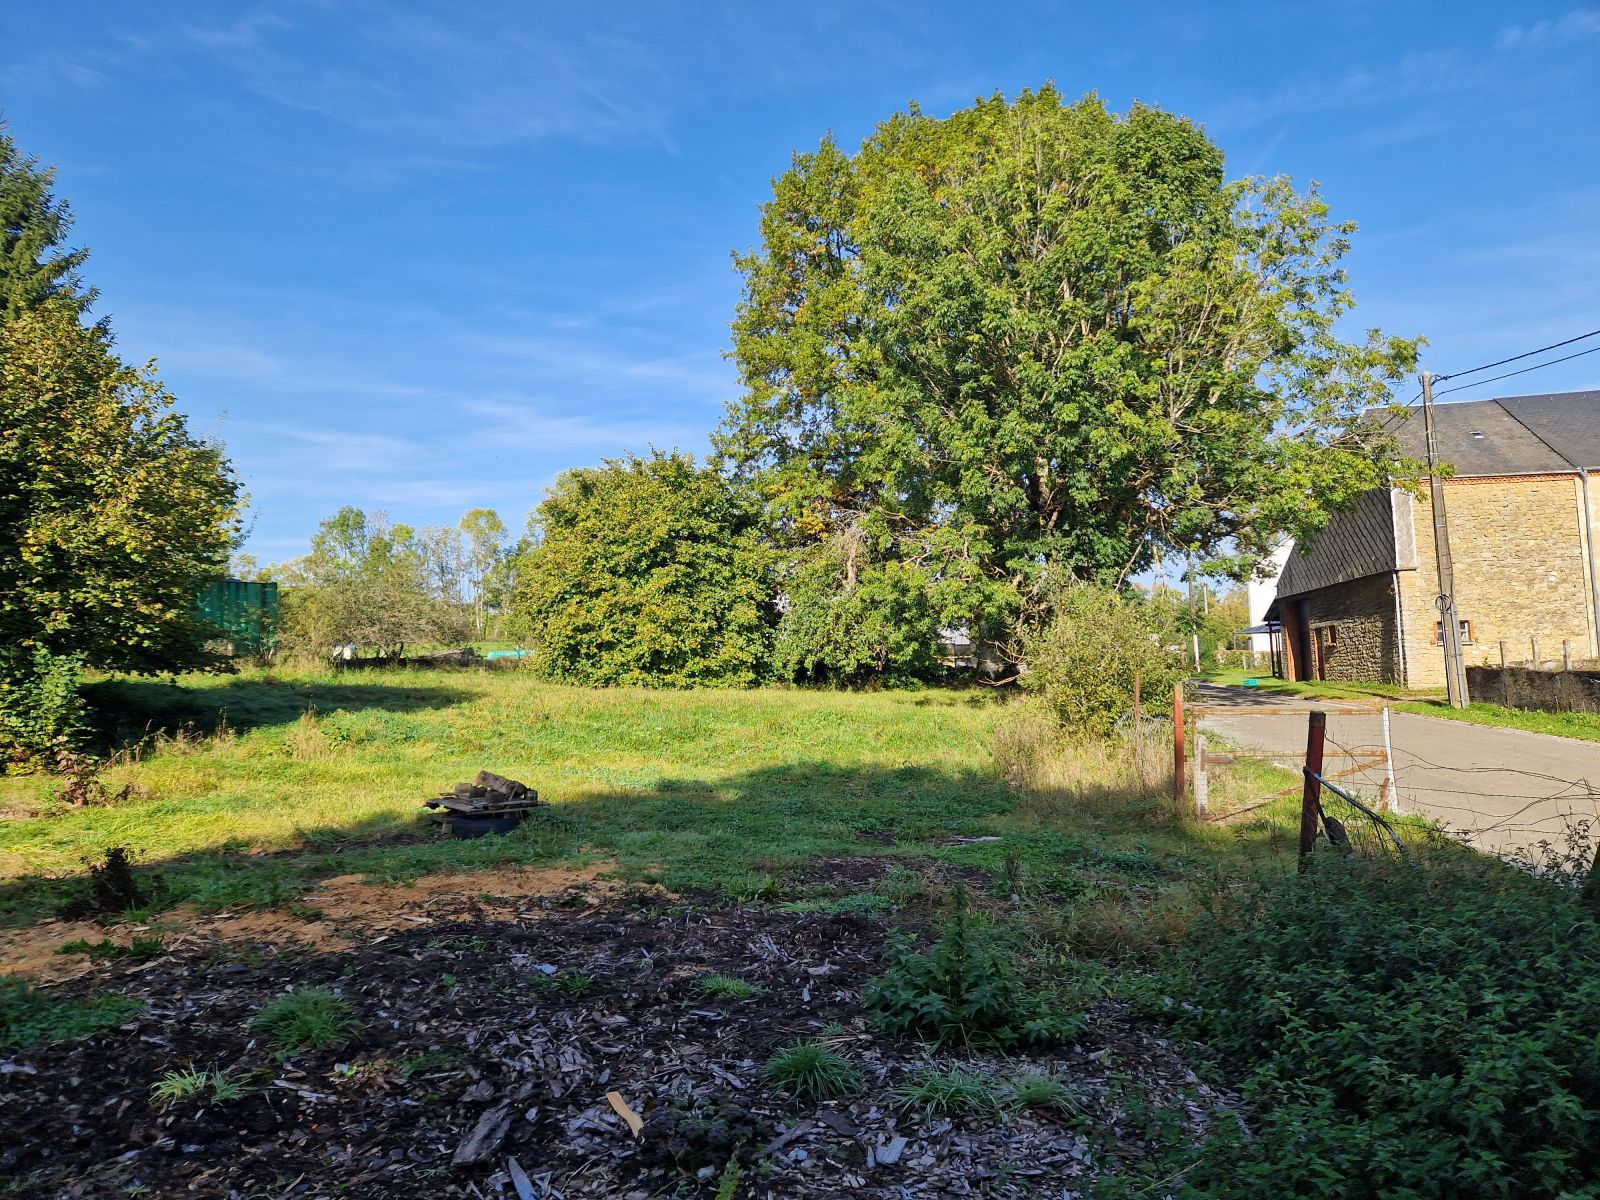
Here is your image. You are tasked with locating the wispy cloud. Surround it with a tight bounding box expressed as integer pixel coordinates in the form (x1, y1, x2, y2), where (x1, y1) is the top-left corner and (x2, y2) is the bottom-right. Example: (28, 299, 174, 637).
(176, 3, 678, 150)
(1495, 7, 1600, 49)
(463, 399, 706, 452)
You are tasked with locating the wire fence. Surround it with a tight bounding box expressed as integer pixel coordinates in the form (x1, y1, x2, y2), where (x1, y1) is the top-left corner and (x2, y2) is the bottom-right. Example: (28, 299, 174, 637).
(1192, 705, 1600, 868)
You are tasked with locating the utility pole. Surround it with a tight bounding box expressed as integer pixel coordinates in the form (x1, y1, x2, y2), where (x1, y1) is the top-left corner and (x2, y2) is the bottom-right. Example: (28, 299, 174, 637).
(1422, 371, 1470, 708)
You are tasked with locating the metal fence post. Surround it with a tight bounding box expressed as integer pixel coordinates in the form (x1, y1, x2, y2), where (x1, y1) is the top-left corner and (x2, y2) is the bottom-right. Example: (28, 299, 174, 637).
(1299, 711, 1326, 871)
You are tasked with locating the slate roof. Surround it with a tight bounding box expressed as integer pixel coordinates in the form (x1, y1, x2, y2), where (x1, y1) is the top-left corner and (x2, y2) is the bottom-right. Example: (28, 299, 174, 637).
(1275, 488, 1416, 600)
(1391, 389, 1600, 475)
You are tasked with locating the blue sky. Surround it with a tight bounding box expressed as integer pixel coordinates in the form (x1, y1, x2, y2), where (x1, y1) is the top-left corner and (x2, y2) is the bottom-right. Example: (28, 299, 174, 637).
(3, 3, 1597, 560)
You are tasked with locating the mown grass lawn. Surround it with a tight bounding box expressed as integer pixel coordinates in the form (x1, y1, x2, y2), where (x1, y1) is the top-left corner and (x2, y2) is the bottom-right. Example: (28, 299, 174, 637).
(0, 666, 1297, 927)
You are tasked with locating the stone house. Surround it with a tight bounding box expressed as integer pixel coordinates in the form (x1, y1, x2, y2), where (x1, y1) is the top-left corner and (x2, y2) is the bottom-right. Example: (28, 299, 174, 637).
(1266, 389, 1600, 688)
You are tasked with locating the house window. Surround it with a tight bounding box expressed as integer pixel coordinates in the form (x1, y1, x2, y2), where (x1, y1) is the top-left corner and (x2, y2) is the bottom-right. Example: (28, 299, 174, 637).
(1433, 619, 1475, 646)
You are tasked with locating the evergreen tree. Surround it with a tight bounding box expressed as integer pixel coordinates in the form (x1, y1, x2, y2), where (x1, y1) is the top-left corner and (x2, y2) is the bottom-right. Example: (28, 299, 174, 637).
(0, 124, 94, 325)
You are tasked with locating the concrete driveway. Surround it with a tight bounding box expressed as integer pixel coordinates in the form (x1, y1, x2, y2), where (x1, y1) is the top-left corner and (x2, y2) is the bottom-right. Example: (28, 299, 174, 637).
(1193, 684, 1600, 857)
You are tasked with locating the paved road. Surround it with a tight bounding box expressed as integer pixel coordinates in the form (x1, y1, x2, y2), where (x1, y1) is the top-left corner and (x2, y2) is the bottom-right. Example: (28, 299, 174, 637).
(1194, 685, 1600, 857)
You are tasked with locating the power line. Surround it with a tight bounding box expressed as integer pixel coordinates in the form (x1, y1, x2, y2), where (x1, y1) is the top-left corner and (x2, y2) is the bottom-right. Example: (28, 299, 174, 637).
(1435, 327, 1600, 383)
(1433, 343, 1600, 399)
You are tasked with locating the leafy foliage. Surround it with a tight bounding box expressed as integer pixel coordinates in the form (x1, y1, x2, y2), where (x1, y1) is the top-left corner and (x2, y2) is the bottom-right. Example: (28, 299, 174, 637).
(251, 987, 356, 1054)
(513, 451, 776, 687)
(774, 544, 942, 684)
(0, 125, 93, 325)
(0, 302, 239, 765)
(640, 1096, 768, 1172)
(0, 647, 86, 770)
(864, 882, 1069, 1046)
(719, 87, 1419, 651)
(760, 1039, 863, 1102)
(1022, 584, 1187, 735)
(1180, 852, 1600, 1199)
(0, 976, 142, 1050)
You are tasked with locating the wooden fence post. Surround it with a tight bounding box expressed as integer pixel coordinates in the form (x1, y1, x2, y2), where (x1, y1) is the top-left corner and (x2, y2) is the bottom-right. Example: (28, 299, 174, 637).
(1173, 681, 1185, 806)
(1499, 640, 1508, 668)
(1299, 711, 1326, 872)
(1194, 734, 1209, 818)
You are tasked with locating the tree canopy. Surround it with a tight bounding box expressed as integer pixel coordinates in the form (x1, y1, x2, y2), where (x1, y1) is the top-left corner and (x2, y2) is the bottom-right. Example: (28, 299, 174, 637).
(718, 87, 1420, 655)
(0, 124, 93, 325)
(512, 452, 776, 687)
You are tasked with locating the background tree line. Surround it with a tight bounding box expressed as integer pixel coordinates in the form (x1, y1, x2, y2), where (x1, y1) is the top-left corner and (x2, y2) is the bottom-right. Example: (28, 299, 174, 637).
(2, 85, 1420, 766)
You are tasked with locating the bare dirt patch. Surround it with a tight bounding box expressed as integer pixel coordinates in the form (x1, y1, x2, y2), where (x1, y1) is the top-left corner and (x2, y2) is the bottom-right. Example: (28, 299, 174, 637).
(0, 864, 626, 984)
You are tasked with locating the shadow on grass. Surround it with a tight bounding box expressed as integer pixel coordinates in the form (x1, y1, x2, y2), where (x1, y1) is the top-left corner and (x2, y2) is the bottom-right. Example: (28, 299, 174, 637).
(80, 674, 474, 752)
(0, 757, 1297, 930)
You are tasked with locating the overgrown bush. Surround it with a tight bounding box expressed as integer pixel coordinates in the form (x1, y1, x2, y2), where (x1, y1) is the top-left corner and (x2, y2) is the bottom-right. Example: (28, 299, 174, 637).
(773, 547, 942, 685)
(1180, 851, 1600, 1198)
(0, 646, 86, 771)
(1022, 585, 1185, 736)
(864, 883, 1072, 1046)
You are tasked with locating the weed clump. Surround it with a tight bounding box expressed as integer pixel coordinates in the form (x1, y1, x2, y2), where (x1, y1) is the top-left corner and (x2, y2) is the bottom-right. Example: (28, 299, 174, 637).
(149, 1065, 252, 1107)
(0, 976, 143, 1050)
(639, 1097, 768, 1172)
(57, 846, 152, 919)
(893, 1067, 1002, 1116)
(57, 935, 165, 962)
(761, 1039, 862, 1102)
(695, 974, 764, 1000)
(252, 987, 356, 1053)
(864, 883, 1071, 1046)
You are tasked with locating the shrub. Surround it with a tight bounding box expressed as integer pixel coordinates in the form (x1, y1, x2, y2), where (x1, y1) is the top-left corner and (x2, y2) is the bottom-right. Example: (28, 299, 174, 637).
(252, 987, 356, 1053)
(1022, 585, 1185, 736)
(0, 647, 86, 771)
(863, 882, 1071, 1046)
(761, 1040, 862, 1102)
(511, 451, 776, 687)
(0, 976, 142, 1050)
(1181, 851, 1600, 1198)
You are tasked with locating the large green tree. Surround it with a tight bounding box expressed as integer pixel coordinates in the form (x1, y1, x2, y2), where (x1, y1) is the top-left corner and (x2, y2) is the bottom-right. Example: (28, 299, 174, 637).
(0, 124, 93, 325)
(512, 452, 776, 687)
(718, 88, 1421, 657)
(0, 302, 240, 763)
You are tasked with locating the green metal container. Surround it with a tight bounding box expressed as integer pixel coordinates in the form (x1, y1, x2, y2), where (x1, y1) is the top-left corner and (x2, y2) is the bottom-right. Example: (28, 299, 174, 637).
(197, 578, 280, 656)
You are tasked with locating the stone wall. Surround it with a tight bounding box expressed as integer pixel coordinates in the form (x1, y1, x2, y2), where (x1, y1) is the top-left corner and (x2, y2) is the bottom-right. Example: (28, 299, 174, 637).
(1287, 572, 1401, 684)
(1398, 475, 1598, 690)
(1465, 666, 1600, 713)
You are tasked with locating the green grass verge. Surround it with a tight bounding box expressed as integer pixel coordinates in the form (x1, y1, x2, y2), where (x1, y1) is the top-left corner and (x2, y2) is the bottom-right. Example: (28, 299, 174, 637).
(1393, 698, 1600, 742)
(0, 667, 1299, 927)
(1200, 666, 1442, 703)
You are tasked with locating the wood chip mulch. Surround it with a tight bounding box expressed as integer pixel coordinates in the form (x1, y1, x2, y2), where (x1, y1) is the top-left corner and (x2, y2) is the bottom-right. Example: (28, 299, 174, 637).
(1, 887, 1231, 1198)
